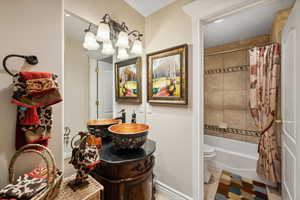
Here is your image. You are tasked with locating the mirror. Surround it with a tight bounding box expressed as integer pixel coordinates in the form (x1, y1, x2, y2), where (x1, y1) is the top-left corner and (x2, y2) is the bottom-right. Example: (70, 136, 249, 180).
(64, 11, 114, 159)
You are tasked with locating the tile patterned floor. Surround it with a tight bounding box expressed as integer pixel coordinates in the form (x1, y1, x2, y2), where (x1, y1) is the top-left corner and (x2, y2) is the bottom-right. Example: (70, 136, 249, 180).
(216, 170, 268, 200)
(204, 167, 282, 200)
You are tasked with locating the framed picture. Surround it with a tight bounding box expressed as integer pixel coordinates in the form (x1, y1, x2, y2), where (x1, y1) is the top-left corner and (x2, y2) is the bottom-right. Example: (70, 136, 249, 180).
(115, 57, 142, 103)
(147, 44, 188, 105)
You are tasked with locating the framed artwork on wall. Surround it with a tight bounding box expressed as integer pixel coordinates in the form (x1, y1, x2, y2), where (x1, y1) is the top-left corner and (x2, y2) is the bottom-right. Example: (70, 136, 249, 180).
(147, 44, 188, 105)
(115, 57, 142, 103)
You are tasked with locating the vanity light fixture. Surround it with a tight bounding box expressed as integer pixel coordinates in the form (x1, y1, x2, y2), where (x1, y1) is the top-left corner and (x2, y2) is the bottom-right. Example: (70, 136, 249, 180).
(117, 48, 129, 60)
(130, 30, 143, 55)
(83, 14, 143, 59)
(96, 23, 110, 42)
(130, 40, 143, 55)
(83, 24, 100, 51)
(116, 31, 130, 48)
(102, 40, 115, 55)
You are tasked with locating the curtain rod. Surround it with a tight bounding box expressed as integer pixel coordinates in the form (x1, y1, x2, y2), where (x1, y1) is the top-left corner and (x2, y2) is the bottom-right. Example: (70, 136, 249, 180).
(205, 41, 277, 57)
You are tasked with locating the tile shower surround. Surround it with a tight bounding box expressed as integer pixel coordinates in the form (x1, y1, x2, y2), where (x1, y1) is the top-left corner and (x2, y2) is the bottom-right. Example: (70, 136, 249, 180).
(204, 65, 260, 143)
(204, 124, 259, 137)
(204, 65, 249, 75)
(204, 48, 260, 144)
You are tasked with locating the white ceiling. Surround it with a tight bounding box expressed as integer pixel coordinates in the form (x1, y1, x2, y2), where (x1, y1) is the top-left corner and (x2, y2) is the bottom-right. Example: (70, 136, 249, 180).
(124, 0, 176, 17)
(204, 0, 295, 48)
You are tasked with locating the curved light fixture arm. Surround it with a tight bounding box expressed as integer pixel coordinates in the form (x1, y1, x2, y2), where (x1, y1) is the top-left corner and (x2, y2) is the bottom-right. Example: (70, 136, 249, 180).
(98, 14, 143, 39)
(128, 30, 143, 40)
(120, 22, 129, 32)
(84, 23, 93, 33)
(101, 13, 111, 24)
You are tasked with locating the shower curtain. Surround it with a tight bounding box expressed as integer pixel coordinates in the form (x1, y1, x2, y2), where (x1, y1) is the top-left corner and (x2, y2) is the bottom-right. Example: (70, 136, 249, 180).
(249, 43, 281, 184)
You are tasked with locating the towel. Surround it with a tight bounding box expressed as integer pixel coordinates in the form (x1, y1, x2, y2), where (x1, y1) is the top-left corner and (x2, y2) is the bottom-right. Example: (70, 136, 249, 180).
(0, 174, 47, 200)
(12, 71, 62, 150)
(0, 166, 61, 200)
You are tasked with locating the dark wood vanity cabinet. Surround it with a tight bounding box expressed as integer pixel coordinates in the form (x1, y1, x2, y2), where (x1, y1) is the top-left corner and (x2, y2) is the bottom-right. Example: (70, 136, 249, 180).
(91, 140, 156, 200)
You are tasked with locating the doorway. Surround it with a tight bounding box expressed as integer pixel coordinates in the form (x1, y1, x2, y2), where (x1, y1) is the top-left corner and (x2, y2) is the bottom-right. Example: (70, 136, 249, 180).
(89, 57, 114, 120)
(201, 0, 295, 199)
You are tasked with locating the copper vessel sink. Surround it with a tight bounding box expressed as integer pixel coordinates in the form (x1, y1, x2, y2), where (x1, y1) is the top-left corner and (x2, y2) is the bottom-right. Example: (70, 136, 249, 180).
(87, 119, 120, 126)
(108, 123, 149, 149)
(87, 119, 120, 139)
(108, 123, 149, 135)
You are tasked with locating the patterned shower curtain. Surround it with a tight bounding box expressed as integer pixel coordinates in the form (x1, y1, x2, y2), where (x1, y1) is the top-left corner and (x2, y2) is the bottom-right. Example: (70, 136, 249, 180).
(249, 43, 281, 184)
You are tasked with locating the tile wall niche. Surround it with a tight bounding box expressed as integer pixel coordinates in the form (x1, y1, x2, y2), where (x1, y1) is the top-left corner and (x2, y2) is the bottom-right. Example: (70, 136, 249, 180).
(204, 35, 270, 144)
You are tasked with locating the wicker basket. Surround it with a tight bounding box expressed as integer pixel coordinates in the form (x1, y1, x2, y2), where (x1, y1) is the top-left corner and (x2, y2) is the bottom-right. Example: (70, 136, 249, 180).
(9, 144, 63, 200)
(54, 174, 103, 200)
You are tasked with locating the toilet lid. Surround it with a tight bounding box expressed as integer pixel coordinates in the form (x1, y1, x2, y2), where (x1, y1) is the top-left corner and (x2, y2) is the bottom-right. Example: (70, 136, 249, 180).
(203, 144, 215, 154)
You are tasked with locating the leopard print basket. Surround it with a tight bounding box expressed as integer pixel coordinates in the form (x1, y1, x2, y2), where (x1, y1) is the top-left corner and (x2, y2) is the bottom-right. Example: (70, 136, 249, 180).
(8, 144, 63, 200)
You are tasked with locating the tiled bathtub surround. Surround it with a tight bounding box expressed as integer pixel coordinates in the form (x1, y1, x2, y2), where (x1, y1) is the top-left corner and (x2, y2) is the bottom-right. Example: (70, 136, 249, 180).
(204, 65, 249, 75)
(204, 35, 270, 144)
(204, 124, 260, 144)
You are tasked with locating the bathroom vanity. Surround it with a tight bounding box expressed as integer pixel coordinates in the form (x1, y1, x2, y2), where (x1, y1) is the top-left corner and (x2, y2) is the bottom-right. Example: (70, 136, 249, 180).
(91, 140, 156, 200)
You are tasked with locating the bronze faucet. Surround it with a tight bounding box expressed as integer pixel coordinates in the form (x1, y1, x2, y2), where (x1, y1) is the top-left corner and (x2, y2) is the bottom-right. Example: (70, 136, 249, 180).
(115, 109, 126, 123)
(131, 111, 136, 123)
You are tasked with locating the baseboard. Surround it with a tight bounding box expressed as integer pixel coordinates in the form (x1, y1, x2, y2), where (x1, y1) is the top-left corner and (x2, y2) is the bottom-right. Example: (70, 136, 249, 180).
(155, 181, 193, 200)
(282, 182, 292, 200)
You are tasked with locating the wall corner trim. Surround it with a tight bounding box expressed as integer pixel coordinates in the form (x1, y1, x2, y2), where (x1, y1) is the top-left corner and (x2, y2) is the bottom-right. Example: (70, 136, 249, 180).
(156, 181, 193, 200)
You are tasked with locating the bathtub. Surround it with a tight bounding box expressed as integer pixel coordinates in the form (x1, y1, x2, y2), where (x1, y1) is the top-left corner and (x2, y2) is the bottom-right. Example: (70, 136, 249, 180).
(204, 135, 264, 182)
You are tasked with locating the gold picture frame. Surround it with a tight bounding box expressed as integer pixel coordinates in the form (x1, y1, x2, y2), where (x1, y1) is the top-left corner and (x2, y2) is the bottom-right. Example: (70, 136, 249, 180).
(147, 44, 188, 105)
(115, 57, 142, 103)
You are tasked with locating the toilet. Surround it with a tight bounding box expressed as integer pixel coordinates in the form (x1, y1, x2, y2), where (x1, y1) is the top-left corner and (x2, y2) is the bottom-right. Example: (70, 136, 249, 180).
(203, 144, 216, 183)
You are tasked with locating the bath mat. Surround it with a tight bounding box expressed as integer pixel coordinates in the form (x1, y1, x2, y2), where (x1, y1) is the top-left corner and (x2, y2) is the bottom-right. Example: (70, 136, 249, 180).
(215, 170, 268, 200)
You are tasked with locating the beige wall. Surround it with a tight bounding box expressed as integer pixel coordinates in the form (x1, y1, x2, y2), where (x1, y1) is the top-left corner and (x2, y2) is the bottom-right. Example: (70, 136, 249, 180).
(0, 0, 63, 187)
(146, 0, 193, 52)
(64, 37, 89, 155)
(145, 0, 193, 196)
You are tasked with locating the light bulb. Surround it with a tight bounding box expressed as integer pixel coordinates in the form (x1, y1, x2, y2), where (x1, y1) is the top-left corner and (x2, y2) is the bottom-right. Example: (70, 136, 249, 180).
(117, 48, 129, 60)
(96, 23, 110, 42)
(130, 40, 143, 55)
(116, 31, 129, 48)
(102, 41, 115, 55)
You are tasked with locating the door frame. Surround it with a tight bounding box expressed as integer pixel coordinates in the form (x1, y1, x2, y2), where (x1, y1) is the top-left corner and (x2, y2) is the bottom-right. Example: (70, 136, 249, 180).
(281, 2, 299, 199)
(182, 0, 285, 199)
